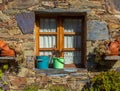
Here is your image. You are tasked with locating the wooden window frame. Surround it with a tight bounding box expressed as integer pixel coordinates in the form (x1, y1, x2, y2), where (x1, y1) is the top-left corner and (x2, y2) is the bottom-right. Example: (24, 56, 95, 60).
(35, 13, 87, 68)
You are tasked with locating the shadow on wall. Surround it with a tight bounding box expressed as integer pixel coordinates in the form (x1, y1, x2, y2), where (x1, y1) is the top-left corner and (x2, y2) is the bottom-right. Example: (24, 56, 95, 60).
(87, 52, 118, 72)
(86, 39, 120, 72)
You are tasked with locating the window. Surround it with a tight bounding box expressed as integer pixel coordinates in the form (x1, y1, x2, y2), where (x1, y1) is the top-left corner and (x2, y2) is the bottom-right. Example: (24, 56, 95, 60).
(35, 13, 86, 68)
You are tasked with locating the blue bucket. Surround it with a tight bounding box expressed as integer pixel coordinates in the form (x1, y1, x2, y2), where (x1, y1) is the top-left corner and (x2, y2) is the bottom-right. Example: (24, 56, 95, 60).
(36, 56, 50, 69)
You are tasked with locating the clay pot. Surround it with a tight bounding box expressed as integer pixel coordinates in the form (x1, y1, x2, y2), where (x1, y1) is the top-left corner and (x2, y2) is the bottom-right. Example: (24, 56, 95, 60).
(0, 40, 15, 56)
(108, 40, 120, 56)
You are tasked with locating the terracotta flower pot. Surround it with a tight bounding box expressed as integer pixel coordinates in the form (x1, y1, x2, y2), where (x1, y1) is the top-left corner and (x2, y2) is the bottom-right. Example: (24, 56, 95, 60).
(0, 40, 15, 56)
(108, 40, 120, 56)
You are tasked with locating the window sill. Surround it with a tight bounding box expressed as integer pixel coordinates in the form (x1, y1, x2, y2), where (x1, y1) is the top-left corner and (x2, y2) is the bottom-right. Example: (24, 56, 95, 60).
(104, 56, 120, 60)
(0, 57, 15, 63)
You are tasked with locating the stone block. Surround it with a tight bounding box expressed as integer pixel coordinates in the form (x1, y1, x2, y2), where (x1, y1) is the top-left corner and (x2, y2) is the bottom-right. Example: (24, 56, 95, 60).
(87, 41, 92, 48)
(9, 76, 27, 87)
(108, 23, 120, 29)
(0, 0, 2, 3)
(17, 67, 29, 77)
(8, 0, 39, 9)
(0, 11, 10, 21)
(24, 50, 35, 56)
(27, 77, 36, 85)
(7, 28, 21, 35)
(41, 76, 49, 82)
(41, 1, 55, 8)
(35, 77, 41, 83)
(87, 20, 109, 40)
(23, 42, 35, 50)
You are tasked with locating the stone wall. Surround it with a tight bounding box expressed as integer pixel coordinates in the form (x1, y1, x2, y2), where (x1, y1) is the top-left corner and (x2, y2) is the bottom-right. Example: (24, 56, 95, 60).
(0, 0, 120, 68)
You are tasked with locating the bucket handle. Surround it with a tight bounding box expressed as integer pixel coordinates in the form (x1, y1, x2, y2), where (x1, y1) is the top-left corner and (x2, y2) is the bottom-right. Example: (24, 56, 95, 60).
(56, 58, 64, 64)
(37, 59, 43, 62)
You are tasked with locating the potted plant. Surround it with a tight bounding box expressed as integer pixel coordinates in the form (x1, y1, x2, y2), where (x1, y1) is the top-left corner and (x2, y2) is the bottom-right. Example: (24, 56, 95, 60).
(93, 41, 111, 70)
(108, 36, 120, 56)
(51, 47, 64, 69)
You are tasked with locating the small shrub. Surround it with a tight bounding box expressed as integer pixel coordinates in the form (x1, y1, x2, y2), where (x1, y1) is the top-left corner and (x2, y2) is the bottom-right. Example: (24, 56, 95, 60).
(84, 71, 120, 91)
(23, 84, 41, 91)
(48, 85, 67, 91)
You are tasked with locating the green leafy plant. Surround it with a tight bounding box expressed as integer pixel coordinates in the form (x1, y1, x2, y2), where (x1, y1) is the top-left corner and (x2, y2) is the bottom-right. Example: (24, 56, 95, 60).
(23, 84, 42, 91)
(94, 42, 108, 65)
(0, 64, 9, 91)
(92, 41, 112, 71)
(84, 71, 120, 91)
(48, 85, 67, 91)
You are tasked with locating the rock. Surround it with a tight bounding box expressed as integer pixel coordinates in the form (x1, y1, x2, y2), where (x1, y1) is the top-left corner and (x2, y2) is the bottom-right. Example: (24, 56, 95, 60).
(87, 41, 92, 48)
(35, 77, 41, 83)
(23, 50, 35, 56)
(68, 0, 82, 9)
(27, 77, 35, 85)
(0, 0, 2, 3)
(0, 4, 5, 10)
(57, 2, 70, 9)
(17, 67, 29, 77)
(87, 20, 109, 40)
(115, 15, 120, 20)
(3, 9, 20, 15)
(81, 1, 102, 8)
(101, 15, 120, 23)
(41, 1, 55, 8)
(108, 23, 120, 29)
(105, 0, 116, 14)
(9, 75, 27, 87)
(23, 42, 35, 50)
(111, 0, 120, 11)
(41, 76, 49, 82)
(7, 0, 40, 9)
(0, 11, 10, 21)
(7, 28, 21, 35)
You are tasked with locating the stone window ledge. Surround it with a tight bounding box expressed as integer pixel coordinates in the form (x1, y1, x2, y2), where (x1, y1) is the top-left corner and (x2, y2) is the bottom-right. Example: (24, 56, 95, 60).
(0, 57, 15, 63)
(104, 56, 120, 60)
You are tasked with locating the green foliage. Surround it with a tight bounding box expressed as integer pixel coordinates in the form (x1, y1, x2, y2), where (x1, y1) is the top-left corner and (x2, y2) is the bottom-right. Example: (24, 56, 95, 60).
(23, 84, 42, 91)
(0, 88, 2, 91)
(94, 43, 107, 65)
(0, 64, 9, 79)
(84, 71, 120, 91)
(0, 64, 9, 91)
(0, 69, 2, 79)
(48, 85, 67, 91)
(3, 64, 8, 70)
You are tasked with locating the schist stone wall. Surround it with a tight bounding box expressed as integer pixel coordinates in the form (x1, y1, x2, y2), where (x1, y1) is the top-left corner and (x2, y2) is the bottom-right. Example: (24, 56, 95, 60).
(0, 0, 120, 67)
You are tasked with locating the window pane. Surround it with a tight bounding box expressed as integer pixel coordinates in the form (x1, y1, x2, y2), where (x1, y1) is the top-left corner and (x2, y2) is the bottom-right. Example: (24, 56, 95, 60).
(39, 36, 56, 48)
(64, 19, 82, 32)
(39, 51, 52, 56)
(64, 51, 81, 64)
(39, 51, 53, 64)
(40, 19, 56, 32)
(64, 35, 81, 48)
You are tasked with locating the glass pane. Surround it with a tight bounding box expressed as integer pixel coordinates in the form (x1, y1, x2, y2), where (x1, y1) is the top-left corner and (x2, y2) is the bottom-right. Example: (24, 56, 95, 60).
(64, 19, 82, 32)
(64, 35, 81, 48)
(39, 51, 53, 64)
(39, 36, 56, 48)
(40, 19, 56, 32)
(64, 51, 81, 64)
(39, 51, 52, 56)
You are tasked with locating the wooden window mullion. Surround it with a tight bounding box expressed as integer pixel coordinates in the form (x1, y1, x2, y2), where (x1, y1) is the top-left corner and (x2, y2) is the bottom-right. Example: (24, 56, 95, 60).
(57, 19, 60, 51)
(35, 17, 40, 56)
(59, 18, 64, 57)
